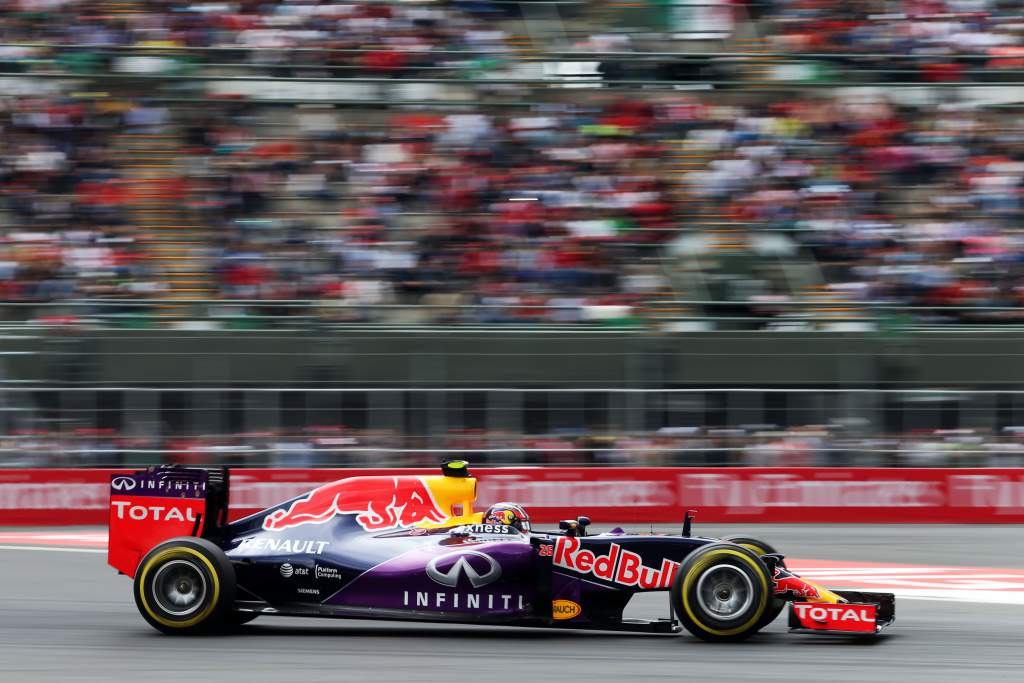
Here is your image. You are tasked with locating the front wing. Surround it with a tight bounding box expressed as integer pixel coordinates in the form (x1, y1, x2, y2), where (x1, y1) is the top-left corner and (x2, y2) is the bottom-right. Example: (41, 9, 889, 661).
(788, 590, 895, 635)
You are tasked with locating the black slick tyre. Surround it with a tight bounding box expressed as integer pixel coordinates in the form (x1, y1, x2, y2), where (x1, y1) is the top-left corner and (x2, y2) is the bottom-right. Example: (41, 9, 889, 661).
(719, 535, 786, 629)
(133, 537, 236, 635)
(670, 543, 771, 642)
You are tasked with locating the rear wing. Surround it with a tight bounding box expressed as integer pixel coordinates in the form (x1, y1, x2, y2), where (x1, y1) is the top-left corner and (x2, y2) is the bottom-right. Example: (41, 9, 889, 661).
(108, 466, 230, 578)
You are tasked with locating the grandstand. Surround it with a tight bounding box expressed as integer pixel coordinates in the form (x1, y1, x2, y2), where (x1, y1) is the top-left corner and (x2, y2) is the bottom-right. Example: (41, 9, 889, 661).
(0, 0, 1022, 467)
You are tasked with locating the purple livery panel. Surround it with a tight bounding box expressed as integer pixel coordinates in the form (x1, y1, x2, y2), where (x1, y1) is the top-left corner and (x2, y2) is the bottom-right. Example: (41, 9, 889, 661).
(326, 537, 537, 617)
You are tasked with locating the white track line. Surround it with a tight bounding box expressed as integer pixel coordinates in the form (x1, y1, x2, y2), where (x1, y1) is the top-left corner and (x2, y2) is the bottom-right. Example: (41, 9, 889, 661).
(876, 589, 1024, 605)
(0, 545, 105, 554)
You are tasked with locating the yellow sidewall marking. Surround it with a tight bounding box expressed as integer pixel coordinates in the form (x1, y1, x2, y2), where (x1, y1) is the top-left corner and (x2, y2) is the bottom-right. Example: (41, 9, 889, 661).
(681, 549, 768, 637)
(138, 546, 220, 629)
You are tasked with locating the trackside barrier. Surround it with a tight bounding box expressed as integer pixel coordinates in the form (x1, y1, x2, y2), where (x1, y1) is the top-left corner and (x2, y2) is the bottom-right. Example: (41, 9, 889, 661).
(1, 468, 1023, 526)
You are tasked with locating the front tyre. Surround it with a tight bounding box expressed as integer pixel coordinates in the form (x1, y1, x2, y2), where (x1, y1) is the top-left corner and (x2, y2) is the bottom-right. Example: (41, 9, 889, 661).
(719, 535, 786, 629)
(671, 543, 771, 642)
(718, 534, 781, 565)
(133, 537, 236, 635)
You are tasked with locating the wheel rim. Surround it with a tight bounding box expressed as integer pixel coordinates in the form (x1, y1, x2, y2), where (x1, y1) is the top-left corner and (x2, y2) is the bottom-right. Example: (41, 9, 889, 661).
(152, 559, 208, 617)
(695, 564, 753, 620)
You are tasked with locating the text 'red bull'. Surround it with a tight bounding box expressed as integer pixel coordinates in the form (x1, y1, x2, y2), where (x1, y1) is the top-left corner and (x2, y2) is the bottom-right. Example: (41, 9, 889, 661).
(263, 476, 447, 532)
(553, 536, 680, 589)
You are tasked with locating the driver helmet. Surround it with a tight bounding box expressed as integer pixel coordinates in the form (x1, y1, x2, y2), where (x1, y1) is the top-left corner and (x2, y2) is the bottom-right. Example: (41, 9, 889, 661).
(483, 503, 531, 532)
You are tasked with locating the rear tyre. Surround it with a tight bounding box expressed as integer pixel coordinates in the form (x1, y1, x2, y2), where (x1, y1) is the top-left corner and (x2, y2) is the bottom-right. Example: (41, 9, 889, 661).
(720, 535, 786, 629)
(671, 543, 771, 642)
(133, 537, 236, 635)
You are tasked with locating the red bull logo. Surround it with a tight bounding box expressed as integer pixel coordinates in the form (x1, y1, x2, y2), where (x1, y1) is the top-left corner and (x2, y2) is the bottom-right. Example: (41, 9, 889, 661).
(773, 567, 822, 600)
(263, 476, 448, 532)
(553, 537, 680, 590)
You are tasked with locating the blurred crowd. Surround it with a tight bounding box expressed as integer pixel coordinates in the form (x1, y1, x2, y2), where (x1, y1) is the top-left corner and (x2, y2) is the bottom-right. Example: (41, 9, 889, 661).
(683, 97, 1024, 323)
(0, 97, 168, 302)
(1, 0, 513, 72)
(6, 423, 1024, 468)
(2, 1, 1018, 64)
(764, 0, 1022, 62)
(0, 0, 1021, 327)
(5, 89, 1022, 325)
(199, 100, 675, 322)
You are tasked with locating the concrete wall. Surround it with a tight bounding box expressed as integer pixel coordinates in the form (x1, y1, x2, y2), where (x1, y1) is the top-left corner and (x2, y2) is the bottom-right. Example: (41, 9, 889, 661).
(2, 328, 1020, 388)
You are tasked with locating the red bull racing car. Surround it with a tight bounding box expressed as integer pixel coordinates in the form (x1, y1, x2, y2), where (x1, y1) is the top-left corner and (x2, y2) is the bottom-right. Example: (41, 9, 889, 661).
(108, 461, 895, 641)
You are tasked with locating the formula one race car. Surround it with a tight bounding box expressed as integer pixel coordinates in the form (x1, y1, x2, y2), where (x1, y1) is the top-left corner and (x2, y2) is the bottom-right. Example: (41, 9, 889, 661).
(108, 462, 894, 641)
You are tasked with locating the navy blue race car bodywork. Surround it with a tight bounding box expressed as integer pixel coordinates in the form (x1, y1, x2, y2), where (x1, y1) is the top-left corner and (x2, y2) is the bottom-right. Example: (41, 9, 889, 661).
(108, 464, 895, 640)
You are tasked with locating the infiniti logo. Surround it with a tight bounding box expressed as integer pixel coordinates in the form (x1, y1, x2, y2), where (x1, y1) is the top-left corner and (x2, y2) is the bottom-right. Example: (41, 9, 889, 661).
(426, 551, 501, 588)
(111, 477, 136, 491)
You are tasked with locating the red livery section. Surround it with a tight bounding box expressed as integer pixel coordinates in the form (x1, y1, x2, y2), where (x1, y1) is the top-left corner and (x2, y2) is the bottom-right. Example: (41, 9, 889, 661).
(791, 603, 878, 633)
(262, 476, 446, 532)
(107, 472, 208, 577)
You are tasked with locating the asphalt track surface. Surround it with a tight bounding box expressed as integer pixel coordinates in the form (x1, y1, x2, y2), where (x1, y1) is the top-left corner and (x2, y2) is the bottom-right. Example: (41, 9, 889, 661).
(2, 525, 1023, 683)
